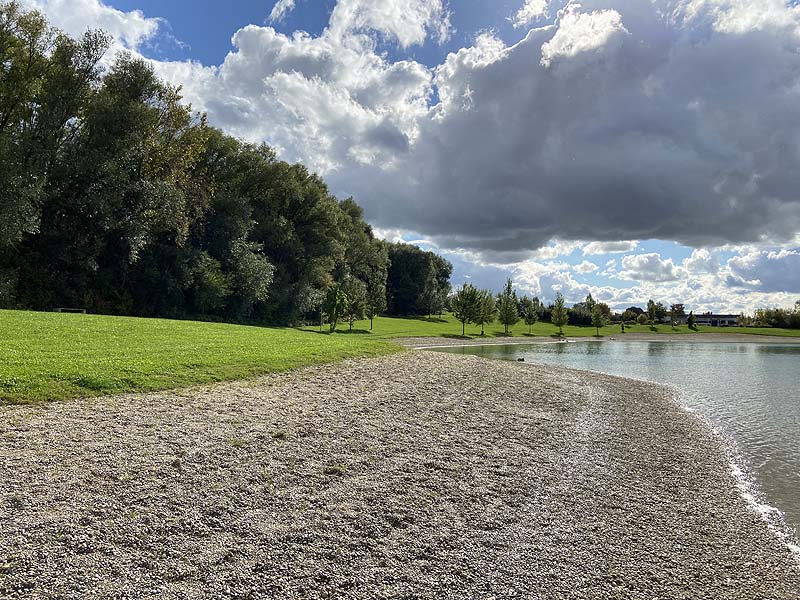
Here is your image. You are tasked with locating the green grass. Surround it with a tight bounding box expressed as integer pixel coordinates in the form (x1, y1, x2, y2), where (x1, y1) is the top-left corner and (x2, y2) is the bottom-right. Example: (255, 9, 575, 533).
(0, 310, 398, 404)
(305, 313, 800, 340)
(4, 309, 798, 404)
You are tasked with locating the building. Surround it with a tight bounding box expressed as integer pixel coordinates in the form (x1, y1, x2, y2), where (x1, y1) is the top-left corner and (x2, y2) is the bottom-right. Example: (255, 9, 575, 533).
(694, 312, 739, 327)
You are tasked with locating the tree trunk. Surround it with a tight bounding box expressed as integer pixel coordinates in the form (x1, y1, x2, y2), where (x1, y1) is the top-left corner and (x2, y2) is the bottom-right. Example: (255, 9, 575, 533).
(370, 317, 373, 330)
(462, 321, 465, 336)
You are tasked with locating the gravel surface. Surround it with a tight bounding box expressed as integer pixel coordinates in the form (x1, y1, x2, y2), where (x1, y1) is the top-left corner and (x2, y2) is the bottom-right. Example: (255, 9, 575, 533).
(1, 351, 799, 599)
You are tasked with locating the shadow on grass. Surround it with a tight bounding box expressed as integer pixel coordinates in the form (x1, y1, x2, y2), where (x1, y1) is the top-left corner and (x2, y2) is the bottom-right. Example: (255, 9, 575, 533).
(394, 315, 449, 324)
(302, 328, 372, 335)
(440, 334, 473, 340)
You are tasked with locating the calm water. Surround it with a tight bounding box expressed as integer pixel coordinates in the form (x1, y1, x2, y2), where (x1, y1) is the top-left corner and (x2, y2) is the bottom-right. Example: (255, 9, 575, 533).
(433, 341, 800, 535)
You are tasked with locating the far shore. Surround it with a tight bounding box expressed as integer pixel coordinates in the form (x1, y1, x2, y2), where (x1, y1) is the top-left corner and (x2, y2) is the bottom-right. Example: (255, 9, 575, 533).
(1, 352, 798, 597)
(398, 330, 800, 349)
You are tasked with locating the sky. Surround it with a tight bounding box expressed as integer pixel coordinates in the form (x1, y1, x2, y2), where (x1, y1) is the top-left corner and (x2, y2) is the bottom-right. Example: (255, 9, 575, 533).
(19, 0, 800, 313)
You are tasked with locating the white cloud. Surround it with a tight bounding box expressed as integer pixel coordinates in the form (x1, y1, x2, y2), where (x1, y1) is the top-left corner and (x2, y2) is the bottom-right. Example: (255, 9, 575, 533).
(328, 0, 452, 48)
(540, 6, 629, 68)
(269, 0, 296, 23)
(20, 0, 160, 50)
(620, 253, 684, 283)
(512, 0, 551, 28)
(583, 241, 638, 255)
(684, 248, 720, 275)
(574, 260, 600, 274)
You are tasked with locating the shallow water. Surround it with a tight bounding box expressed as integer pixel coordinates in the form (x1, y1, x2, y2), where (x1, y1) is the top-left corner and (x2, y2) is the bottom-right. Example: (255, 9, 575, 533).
(432, 340, 800, 536)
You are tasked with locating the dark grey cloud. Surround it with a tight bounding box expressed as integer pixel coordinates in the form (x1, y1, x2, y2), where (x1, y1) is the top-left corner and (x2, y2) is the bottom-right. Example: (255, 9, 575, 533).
(329, 0, 800, 257)
(727, 250, 800, 293)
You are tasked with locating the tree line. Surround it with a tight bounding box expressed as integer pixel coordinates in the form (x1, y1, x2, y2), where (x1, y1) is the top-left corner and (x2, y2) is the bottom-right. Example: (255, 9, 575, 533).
(0, 3, 452, 327)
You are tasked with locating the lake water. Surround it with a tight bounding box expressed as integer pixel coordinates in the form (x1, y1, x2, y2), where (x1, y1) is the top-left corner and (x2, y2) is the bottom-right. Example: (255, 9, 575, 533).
(432, 340, 800, 538)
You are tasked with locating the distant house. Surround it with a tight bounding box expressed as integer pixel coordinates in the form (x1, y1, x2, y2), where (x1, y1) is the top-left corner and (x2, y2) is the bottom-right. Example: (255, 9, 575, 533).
(694, 312, 739, 327)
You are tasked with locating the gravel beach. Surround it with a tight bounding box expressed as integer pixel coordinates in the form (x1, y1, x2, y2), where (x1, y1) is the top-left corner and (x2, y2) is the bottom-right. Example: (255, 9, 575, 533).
(1, 351, 799, 599)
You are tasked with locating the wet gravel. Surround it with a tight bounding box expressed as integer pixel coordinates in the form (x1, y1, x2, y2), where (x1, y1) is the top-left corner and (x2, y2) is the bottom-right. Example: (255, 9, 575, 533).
(1, 351, 799, 599)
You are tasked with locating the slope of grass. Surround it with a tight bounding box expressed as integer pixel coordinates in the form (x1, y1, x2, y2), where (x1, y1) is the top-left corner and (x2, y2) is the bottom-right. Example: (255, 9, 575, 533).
(306, 313, 800, 340)
(0, 310, 398, 404)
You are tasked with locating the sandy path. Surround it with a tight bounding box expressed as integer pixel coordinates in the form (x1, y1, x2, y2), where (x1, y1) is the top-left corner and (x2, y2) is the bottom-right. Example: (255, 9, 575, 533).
(1, 352, 798, 599)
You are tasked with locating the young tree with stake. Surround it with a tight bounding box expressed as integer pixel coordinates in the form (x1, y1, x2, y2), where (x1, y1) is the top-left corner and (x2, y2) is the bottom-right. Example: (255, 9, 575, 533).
(552, 292, 568, 336)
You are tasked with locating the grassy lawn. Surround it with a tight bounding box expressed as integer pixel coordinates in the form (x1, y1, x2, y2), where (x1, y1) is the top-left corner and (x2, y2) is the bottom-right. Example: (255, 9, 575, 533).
(0, 310, 398, 404)
(305, 313, 800, 340)
(4, 309, 798, 404)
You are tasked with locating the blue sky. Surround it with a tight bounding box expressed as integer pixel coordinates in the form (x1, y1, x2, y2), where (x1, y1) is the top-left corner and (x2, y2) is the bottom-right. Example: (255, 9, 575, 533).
(22, 0, 800, 313)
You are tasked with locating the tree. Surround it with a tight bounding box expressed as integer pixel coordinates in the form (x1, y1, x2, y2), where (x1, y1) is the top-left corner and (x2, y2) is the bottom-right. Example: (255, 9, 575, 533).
(670, 303, 686, 327)
(475, 289, 497, 336)
(497, 278, 520, 335)
(451, 283, 479, 336)
(591, 304, 606, 337)
(637, 313, 649, 325)
(687, 311, 697, 329)
(647, 300, 657, 325)
(365, 269, 387, 330)
(323, 284, 347, 332)
(519, 296, 539, 334)
(585, 293, 597, 314)
(341, 277, 366, 332)
(551, 292, 568, 335)
(386, 243, 452, 315)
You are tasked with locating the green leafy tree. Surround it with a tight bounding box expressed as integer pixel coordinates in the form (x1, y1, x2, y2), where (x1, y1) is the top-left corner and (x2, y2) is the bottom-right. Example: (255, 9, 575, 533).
(365, 269, 387, 330)
(323, 284, 347, 332)
(497, 278, 520, 335)
(552, 292, 568, 335)
(475, 289, 497, 336)
(591, 304, 606, 337)
(670, 303, 685, 327)
(519, 296, 540, 334)
(585, 293, 597, 314)
(341, 277, 366, 332)
(451, 283, 479, 336)
(687, 311, 697, 329)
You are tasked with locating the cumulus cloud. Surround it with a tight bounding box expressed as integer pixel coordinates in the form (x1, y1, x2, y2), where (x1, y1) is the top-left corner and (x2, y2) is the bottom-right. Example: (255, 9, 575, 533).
(512, 0, 551, 28)
(620, 253, 683, 282)
(727, 249, 800, 293)
(20, 0, 160, 50)
(583, 240, 638, 255)
(328, 0, 452, 48)
(540, 5, 628, 68)
(314, 0, 800, 260)
(574, 260, 600, 274)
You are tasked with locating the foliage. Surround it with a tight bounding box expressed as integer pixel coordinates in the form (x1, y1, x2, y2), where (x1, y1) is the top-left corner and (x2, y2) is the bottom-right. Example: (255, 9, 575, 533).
(518, 296, 540, 334)
(365, 268, 388, 330)
(475, 289, 498, 336)
(387, 243, 452, 316)
(497, 279, 520, 334)
(0, 4, 453, 327)
(340, 277, 367, 331)
(323, 285, 347, 332)
(551, 292, 569, 335)
(591, 304, 607, 336)
(637, 313, 649, 325)
(450, 283, 480, 336)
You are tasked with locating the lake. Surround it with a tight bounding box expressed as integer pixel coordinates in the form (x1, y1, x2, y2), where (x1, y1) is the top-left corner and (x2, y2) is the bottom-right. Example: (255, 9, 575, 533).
(432, 340, 800, 538)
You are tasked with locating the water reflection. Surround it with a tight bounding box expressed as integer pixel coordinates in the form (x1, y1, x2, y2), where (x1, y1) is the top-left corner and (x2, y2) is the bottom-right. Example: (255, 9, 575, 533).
(434, 341, 800, 535)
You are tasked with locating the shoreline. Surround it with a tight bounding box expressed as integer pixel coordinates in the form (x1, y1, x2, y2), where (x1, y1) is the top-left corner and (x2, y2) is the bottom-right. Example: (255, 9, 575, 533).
(397, 331, 800, 349)
(1, 352, 799, 597)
